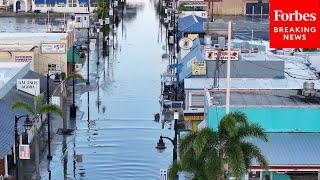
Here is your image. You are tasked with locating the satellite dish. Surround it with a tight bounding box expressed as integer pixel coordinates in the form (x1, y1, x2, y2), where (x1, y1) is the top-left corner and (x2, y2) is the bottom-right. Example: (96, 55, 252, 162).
(179, 38, 193, 50)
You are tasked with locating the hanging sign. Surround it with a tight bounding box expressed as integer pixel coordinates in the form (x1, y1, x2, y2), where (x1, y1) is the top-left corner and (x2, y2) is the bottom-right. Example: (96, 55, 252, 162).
(41, 43, 66, 54)
(19, 144, 31, 159)
(15, 55, 33, 62)
(192, 61, 206, 75)
(17, 79, 40, 96)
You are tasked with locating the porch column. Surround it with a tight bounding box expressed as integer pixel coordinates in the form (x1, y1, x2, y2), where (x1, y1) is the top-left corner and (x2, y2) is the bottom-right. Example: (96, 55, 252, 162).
(318, 171, 320, 180)
(4, 155, 8, 177)
(270, 172, 273, 180)
(259, 171, 263, 180)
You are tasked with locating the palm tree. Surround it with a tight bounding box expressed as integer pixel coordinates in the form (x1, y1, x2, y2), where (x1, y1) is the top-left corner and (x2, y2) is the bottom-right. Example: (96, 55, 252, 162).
(11, 93, 63, 180)
(169, 112, 268, 180)
(11, 93, 63, 117)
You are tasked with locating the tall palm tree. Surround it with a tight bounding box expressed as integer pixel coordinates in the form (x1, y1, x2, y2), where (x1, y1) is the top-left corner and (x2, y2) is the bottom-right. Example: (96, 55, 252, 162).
(169, 112, 268, 180)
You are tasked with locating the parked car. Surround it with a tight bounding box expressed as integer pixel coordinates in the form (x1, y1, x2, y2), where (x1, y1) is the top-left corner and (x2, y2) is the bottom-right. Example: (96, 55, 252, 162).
(34, 10, 41, 13)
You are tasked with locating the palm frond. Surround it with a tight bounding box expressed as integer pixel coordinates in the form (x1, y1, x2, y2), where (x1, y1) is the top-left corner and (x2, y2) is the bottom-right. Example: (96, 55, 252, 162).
(241, 142, 268, 170)
(178, 131, 197, 155)
(226, 141, 246, 179)
(11, 100, 35, 115)
(38, 104, 64, 117)
(34, 93, 44, 104)
(238, 124, 268, 142)
(168, 161, 181, 180)
(65, 73, 84, 82)
(231, 111, 249, 125)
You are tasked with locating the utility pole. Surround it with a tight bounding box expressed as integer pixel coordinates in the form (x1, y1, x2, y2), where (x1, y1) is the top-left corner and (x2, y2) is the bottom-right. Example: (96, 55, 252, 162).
(226, 21, 231, 114)
(86, 0, 90, 85)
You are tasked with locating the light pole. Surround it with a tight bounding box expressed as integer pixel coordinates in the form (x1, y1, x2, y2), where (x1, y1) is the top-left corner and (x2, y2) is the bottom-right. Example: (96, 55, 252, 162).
(70, 44, 80, 118)
(156, 111, 179, 178)
(96, 27, 100, 65)
(15, 114, 32, 180)
(46, 73, 61, 160)
(86, 2, 91, 85)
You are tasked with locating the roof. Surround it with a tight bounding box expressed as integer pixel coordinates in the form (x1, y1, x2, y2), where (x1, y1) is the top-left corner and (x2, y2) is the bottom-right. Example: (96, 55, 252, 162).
(178, 15, 206, 33)
(0, 45, 36, 52)
(208, 90, 320, 107)
(178, 38, 204, 81)
(0, 62, 30, 99)
(0, 33, 68, 42)
(0, 71, 56, 158)
(248, 133, 320, 166)
(184, 53, 319, 89)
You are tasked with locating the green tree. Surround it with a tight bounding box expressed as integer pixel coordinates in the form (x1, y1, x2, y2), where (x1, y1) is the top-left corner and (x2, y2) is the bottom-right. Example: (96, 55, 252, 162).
(96, 0, 109, 19)
(169, 112, 268, 180)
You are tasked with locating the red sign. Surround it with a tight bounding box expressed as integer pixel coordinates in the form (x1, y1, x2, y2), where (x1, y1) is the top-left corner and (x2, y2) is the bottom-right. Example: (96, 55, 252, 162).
(270, 0, 320, 48)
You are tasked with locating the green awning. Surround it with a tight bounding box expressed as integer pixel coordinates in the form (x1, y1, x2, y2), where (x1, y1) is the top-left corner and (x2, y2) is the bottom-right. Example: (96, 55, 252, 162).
(67, 47, 80, 63)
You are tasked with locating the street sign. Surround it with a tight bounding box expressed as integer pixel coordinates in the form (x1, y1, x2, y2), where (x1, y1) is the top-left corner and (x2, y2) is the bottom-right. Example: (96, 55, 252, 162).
(17, 79, 40, 96)
(19, 144, 30, 159)
(160, 169, 168, 180)
(204, 49, 239, 61)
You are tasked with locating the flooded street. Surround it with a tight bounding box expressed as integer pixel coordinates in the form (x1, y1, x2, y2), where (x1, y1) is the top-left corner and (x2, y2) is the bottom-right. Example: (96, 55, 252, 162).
(39, 0, 173, 179)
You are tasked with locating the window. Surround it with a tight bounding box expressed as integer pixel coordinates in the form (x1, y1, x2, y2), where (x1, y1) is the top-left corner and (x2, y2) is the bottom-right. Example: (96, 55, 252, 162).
(76, 17, 81, 22)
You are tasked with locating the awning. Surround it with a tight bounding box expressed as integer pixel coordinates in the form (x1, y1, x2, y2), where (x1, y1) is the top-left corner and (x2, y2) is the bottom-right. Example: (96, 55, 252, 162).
(67, 47, 80, 64)
(248, 132, 320, 171)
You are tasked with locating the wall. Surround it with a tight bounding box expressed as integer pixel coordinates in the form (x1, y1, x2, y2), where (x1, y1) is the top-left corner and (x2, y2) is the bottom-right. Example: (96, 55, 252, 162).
(207, 107, 320, 132)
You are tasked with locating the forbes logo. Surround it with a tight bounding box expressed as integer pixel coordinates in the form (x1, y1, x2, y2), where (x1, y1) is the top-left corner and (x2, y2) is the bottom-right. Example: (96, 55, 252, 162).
(273, 10, 316, 22)
(270, 0, 320, 48)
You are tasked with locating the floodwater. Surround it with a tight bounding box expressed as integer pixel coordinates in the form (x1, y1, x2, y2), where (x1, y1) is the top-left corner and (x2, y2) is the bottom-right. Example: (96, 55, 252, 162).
(42, 0, 173, 179)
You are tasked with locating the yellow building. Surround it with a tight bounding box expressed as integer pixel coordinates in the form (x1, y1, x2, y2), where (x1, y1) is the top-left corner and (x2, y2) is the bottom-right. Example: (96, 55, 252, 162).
(0, 32, 74, 76)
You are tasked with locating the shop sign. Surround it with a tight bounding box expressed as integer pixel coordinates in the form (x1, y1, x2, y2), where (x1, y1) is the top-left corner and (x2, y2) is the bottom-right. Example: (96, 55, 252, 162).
(192, 61, 206, 75)
(184, 114, 204, 121)
(17, 79, 40, 96)
(15, 55, 33, 62)
(205, 49, 239, 60)
(41, 43, 66, 54)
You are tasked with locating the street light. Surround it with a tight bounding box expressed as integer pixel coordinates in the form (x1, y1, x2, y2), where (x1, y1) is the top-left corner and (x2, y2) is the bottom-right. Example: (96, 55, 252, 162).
(46, 73, 61, 160)
(156, 110, 179, 162)
(15, 114, 32, 180)
(70, 43, 81, 118)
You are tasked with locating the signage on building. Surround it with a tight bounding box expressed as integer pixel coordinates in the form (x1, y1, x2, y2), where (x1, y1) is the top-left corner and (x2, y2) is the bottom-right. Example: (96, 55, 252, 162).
(41, 43, 66, 54)
(205, 49, 239, 61)
(184, 113, 204, 121)
(15, 55, 33, 62)
(17, 79, 40, 96)
(192, 61, 206, 75)
(269, 0, 320, 48)
(51, 96, 61, 106)
(19, 144, 31, 159)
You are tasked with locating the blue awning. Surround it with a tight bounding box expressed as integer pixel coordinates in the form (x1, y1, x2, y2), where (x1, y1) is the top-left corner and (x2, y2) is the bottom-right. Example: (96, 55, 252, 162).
(35, 0, 45, 4)
(78, 0, 89, 4)
(45, 0, 66, 4)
